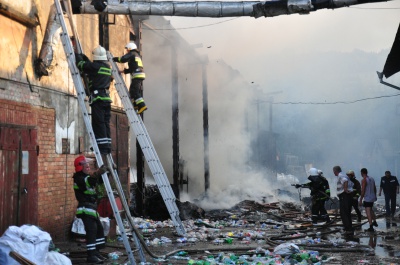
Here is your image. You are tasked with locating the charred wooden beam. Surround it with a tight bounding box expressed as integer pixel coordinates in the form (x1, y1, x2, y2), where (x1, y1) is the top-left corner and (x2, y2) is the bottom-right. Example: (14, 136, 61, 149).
(0, 2, 39, 27)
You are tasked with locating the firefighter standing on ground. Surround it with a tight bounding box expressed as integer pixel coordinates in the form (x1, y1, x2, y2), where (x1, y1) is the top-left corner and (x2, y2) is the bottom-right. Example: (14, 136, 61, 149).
(73, 156, 107, 264)
(113, 42, 147, 114)
(75, 46, 112, 155)
(295, 168, 331, 224)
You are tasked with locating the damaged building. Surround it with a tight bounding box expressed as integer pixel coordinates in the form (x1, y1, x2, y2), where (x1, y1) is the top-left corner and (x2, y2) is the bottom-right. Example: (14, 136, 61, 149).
(0, 0, 396, 250)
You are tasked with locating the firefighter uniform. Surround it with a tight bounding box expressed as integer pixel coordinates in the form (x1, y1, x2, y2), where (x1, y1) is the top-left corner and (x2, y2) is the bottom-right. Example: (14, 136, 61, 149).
(113, 42, 147, 114)
(297, 168, 330, 223)
(73, 156, 106, 264)
(76, 47, 112, 154)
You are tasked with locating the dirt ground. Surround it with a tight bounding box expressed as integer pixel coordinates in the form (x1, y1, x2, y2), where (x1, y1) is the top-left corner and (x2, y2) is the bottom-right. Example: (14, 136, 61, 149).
(52, 201, 400, 265)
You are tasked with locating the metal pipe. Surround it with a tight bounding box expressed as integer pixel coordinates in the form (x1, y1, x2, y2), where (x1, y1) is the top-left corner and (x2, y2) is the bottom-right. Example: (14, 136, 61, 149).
(81, 1, 259, 17)
(80, 0, 390, 18)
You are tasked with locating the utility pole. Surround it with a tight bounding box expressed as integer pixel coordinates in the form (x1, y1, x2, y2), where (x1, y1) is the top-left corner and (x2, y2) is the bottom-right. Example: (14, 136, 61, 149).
(171, 47, 180, 198)
(202, 59, 210, 192)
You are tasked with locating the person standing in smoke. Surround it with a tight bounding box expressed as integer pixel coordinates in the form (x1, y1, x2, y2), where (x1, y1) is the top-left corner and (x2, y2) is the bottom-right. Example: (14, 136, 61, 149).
(347, 170, 362, 223)
(333, 165, 354, 235)
(359, 168, 378, 232)
(378, 170, 399, 217)
(295, 168, 331, 224)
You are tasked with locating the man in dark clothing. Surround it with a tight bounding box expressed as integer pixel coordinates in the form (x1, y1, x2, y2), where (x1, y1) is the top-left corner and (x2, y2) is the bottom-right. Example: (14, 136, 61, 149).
(295, 168, 331, 224)
(75, 45, 112, 155)
(347, 170, 362, 222)
(379, 170, 399, 217)
(73, 155, 107, 264)
(113, 42, 147, 114)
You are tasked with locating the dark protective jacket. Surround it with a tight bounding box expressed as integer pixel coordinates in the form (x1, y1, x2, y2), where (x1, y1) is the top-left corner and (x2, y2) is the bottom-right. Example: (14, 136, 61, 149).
(73, 171, 103, 219)
(75, 54, 112, 104)
(380, 175, 399, 194)
(303, 175, 330, 200)
(116, 50, 146, 79)
(350, 177, 361, 198)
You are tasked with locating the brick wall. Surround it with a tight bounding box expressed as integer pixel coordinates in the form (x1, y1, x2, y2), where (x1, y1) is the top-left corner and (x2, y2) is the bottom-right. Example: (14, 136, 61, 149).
(0, 99, 77, 241)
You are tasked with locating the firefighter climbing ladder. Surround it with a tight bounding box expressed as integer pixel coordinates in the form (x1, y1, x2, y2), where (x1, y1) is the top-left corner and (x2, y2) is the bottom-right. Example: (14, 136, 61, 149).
(108, 52, 186, 236)
(54, 0, 145, 264)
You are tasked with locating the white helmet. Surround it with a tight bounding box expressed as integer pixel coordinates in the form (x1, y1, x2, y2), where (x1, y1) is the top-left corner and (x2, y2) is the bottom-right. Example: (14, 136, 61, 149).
(309, 168, 318, 176)
(125, 42, 137, 51)
(92, 45, 107, 61)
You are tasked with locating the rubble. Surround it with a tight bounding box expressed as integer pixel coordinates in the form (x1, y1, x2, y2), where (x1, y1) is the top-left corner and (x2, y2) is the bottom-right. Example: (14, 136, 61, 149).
(52, 200, 400, 264)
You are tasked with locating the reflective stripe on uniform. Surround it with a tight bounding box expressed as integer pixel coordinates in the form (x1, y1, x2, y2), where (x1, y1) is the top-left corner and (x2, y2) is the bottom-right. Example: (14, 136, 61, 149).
(131, 72, 146, 79)
(135, 98, 144, 104)
(98, 67, 111, 76)
(84, 176, 96, 195)
(86, 242, 96, 251)
(77, 61, 86, 71)
(76, 207, 98, 218)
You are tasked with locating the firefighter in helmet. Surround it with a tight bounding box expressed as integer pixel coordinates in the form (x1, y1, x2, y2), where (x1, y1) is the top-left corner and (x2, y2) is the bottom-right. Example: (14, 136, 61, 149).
(75, 46, 112, 156)
(73, 155, 107, 264)
(113, 42, 147, 114)
(295, 168, 331, 224)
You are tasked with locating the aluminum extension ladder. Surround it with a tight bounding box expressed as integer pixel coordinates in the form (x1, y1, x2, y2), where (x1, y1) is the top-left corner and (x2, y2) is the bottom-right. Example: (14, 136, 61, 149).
(107, 52, 186, 236)
(54, 0, 145, 264)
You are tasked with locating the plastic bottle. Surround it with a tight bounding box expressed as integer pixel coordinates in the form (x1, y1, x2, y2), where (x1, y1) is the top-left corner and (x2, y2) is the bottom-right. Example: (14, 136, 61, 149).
(177, 237, 187, 243)
(108, 252, 119, 260)
(224, 238, 233, 244)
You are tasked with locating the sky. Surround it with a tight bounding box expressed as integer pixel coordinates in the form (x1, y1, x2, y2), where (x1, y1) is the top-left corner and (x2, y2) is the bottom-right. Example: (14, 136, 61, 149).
(168, 1, 399, 86)
(137, 1, 400, 209)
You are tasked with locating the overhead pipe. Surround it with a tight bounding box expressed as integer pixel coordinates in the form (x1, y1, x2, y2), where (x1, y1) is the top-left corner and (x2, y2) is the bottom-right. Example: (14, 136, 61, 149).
(80, 0, 390, 18)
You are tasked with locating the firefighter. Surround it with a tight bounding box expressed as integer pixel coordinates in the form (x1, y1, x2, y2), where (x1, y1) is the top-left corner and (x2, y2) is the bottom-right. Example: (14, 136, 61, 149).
(295, 168, 331, 224)
(113, 42, 147, 114)
(75, 46, 112, 156)
(73, 155, 107, 264)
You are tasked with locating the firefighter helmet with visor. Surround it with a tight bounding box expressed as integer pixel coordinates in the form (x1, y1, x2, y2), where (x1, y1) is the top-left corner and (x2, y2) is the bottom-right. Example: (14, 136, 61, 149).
(125, 42, 137, 51)
(74, 155, 92, 172)
(92, 45, 107, 61)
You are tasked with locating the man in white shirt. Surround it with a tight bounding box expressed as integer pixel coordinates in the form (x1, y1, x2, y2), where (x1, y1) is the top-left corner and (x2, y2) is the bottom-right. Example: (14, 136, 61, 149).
(333, 165, 354, 235)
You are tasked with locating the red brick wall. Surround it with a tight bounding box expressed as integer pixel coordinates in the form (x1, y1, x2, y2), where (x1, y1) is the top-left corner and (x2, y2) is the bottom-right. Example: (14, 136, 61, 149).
(0, 99, 77, 241)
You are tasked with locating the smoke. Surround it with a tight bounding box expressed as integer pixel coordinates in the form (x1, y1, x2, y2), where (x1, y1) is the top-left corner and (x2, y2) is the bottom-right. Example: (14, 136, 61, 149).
(133, 5, 400, 209)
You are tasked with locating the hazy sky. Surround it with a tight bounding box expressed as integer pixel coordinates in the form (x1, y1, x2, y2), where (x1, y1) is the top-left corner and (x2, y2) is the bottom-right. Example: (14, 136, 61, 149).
(139, 2, 400, 209)
(168, 1, 399, 88)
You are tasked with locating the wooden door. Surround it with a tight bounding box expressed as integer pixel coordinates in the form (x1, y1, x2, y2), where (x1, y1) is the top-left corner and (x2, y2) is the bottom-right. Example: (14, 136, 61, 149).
(0, 126, 38, 235)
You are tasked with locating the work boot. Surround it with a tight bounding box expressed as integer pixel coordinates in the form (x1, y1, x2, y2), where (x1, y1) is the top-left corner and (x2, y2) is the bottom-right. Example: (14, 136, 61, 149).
(135, 98, 147, 114)
(95, 252, 107, 261)
(137, 102, 147, 114)
(365, 227, 375, 232)
(87, 255, 104, 264)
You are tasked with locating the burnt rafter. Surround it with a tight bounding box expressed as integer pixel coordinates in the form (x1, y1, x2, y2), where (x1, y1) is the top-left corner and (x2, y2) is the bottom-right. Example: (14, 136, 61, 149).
(0, 2, 39, 27)
(79, 0, 390, 18)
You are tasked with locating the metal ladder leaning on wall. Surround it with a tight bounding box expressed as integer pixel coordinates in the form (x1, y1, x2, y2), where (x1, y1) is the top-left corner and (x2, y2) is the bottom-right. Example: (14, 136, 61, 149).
(54, 0, 146, 264)
(107, 52, 186, 236)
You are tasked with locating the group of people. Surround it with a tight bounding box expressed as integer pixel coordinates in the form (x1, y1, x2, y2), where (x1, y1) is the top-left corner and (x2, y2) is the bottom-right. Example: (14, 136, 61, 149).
(73, 43, 148, 264)
(297, 166, 399, 235)
(75, 43, 147, 156)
